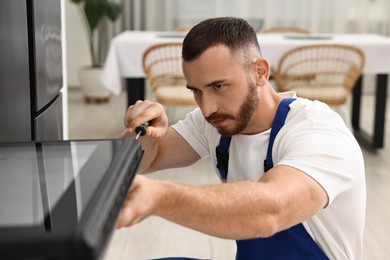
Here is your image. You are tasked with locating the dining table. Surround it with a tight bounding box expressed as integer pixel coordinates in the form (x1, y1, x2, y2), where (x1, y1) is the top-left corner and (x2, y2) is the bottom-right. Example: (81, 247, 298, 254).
(102, 31, 390, 150)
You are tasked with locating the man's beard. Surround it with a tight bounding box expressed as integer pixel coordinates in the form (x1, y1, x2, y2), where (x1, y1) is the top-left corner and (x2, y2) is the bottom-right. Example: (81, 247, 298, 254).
(206, 78, 259, 136)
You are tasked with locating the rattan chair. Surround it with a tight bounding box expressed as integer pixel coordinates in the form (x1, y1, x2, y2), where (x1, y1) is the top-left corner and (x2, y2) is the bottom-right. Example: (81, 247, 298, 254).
(261, 26, 311, 34)
(142, 42, 196, 116)
(272, 44, 365, 106)
(175, 24, 193, 32)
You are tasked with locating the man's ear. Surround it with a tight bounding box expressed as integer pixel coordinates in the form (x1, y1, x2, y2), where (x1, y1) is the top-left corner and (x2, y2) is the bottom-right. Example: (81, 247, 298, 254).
(254, 58, 270, 85)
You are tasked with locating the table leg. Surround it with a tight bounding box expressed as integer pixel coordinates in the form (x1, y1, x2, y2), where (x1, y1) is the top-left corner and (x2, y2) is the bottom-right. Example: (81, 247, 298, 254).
(373, 74, 388, 148)
(352, 74, 388, 150)
(126, 78, 145, 107)
(352, 76, 363, 129)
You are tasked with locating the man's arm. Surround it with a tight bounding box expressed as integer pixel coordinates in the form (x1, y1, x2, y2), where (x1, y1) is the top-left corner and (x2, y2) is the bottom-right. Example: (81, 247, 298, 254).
(117, 164, 328, 240)
(139, 127, 201, 174)
(123, 100, 200, 173)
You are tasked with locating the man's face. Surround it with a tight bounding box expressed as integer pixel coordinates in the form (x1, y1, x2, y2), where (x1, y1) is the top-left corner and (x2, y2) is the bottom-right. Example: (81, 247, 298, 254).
(208, 76, 259, 135)
(183, 45, 259, 136)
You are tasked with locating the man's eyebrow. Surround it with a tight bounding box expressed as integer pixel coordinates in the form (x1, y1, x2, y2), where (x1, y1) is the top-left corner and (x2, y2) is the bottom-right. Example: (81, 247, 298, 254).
(186, 85, 198, 91)
(206, 79, 227, 87)
(186, 79, 228, 90)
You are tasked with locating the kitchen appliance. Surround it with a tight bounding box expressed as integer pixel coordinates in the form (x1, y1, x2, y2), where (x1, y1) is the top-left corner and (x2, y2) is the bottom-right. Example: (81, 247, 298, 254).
(0, 0, 63, 142)
(0, 137, 143, 259)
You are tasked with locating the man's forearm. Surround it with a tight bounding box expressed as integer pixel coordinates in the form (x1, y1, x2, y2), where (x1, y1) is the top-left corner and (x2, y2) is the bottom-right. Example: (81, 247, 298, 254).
(153, 180, 280, 240)
(136, 141, 158, 174)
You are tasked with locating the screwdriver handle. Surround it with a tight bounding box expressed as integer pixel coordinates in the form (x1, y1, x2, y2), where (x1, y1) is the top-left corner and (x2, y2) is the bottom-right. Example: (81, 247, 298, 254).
(135, 122, 150, 137)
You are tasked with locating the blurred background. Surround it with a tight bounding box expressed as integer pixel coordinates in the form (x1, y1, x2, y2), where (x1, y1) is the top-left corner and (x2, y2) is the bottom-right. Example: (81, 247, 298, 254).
(65, 0, 390, 89)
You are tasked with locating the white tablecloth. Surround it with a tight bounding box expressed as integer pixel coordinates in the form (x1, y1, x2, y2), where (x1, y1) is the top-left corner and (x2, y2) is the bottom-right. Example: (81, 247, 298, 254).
(102, 31, 390, 95)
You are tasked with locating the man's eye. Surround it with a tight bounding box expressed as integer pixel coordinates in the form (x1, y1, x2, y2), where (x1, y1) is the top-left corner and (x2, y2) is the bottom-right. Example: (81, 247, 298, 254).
(215, 84, 225, 90)
(188, 88, 199, 94)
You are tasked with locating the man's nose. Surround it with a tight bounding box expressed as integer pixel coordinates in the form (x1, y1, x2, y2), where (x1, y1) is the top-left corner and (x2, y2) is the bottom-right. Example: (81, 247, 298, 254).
(199, 94, 218, 118)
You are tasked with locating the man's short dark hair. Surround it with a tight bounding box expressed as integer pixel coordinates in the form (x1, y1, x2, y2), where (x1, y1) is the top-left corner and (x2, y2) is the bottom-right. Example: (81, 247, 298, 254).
(182, 17, 261, 64)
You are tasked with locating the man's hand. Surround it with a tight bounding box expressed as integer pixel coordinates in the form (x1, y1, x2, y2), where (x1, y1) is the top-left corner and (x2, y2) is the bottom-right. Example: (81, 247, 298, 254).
(123, 100, 169, 142)
(116, 175, 160, 228)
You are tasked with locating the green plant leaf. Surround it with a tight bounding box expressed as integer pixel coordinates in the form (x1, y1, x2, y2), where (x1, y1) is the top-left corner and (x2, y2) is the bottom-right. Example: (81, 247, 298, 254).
(104, 3, 122, 22)
(85, 0, 105, 3)
(69, 0, 124, 66)
(84, 2, 105, 31)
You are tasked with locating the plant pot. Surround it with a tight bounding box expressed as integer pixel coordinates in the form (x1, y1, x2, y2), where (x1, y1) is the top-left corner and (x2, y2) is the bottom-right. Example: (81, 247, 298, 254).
(79, 67, 111, 103)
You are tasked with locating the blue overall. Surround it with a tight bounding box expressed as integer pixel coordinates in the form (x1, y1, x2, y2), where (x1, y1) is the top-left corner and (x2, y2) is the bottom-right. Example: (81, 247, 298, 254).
(216, 98, 328, 260)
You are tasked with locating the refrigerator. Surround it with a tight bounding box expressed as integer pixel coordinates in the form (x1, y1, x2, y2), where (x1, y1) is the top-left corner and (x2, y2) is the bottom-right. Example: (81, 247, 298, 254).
(0, 0, 63, 142)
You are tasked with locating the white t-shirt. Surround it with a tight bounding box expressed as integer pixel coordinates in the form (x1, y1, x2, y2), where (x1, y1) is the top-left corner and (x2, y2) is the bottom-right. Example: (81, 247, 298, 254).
(172, 97, 366, 260)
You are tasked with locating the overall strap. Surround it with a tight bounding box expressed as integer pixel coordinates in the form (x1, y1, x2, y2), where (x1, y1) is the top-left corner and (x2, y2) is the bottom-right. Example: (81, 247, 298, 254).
(216, 98, 296, 181)
(264, 97, 296, 172)
(216, 136, 231, 181)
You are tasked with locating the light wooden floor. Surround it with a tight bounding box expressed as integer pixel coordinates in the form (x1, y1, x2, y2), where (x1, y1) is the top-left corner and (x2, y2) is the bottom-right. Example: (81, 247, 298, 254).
(68, 88, 390, 260)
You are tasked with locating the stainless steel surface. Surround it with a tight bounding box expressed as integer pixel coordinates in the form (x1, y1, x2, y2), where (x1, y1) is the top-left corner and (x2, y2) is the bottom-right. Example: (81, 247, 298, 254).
(33, 0, 62, 112)
(0, 0, 63, 142)
(0, 0, 32, 142)
(35, 93, 63, 141)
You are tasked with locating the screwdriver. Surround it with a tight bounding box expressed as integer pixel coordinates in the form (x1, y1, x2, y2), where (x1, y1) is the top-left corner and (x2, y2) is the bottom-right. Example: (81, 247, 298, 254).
(135, 122, 150, 140)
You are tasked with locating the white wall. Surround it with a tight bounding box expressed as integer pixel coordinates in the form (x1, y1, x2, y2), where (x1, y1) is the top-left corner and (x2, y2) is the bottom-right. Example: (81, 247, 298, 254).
(65, 1, 90, 88)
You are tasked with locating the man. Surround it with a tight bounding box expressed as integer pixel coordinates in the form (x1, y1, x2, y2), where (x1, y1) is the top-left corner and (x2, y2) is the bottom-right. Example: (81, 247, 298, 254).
(117, 17, 366, 259)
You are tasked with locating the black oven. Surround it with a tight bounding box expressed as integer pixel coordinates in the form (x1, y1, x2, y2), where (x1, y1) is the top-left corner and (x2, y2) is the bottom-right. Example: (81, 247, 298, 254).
(0, 138, 143, 259)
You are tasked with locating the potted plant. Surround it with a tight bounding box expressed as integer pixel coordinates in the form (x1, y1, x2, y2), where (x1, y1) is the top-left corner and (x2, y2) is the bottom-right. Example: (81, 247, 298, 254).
(70, 0, 122, 103)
